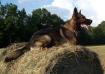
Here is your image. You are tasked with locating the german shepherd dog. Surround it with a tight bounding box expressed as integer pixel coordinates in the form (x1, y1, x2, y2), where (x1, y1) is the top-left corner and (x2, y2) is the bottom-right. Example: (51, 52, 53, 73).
(4, 7, 92, 62)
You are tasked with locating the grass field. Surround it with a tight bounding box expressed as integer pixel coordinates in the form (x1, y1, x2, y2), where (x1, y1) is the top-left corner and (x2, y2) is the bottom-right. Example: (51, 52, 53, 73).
(86, 45, 105, 72)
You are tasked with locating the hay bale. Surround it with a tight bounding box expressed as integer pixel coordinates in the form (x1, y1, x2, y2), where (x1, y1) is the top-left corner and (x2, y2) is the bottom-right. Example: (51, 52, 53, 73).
(48, 48, 103, 74)
(0, 45, 103, 74)
(33, 46, 103, 74)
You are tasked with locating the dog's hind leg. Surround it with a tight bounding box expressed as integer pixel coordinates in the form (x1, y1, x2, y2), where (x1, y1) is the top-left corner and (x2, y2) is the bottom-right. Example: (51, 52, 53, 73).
(30, 35, 52, 50)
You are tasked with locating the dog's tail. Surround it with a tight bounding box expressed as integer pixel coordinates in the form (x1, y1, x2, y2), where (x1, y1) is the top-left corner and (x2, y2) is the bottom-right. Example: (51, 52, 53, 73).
(4, 44, 30, 62)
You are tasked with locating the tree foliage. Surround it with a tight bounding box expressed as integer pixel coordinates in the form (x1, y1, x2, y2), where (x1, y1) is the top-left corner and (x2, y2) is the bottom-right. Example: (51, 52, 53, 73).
(93, 21, 105, 44)
(0, 3, 64, 47)
(0, 2, 105, 47)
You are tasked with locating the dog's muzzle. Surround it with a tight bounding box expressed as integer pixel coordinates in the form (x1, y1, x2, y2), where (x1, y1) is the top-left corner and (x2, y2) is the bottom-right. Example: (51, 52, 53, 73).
(81, 24, 89, 30)
(81, 19, 92, 30)
(86, 19, 92, 25)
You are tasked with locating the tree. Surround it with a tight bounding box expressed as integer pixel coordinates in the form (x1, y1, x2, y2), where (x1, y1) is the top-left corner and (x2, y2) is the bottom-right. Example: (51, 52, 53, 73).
(0, 3, 64, 47)
(31, 8, 64, 29)
(93, 21, 105, 44)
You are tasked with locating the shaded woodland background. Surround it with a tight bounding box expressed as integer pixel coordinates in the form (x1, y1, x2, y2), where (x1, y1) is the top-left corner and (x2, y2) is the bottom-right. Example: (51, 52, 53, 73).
(0, 3, 105, 48)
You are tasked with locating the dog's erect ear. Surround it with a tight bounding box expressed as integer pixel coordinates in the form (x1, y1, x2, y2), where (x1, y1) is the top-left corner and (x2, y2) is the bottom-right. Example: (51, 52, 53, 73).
(73, 7, 78, 15)
(72, 7, 78, 19)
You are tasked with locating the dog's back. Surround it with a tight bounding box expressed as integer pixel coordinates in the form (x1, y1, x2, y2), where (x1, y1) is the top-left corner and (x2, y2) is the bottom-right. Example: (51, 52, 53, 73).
(29, 27, 66, 48)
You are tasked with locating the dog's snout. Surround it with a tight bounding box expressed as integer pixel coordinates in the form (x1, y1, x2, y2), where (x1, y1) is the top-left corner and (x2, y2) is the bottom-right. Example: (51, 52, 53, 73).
(89, 19, 92, 24)
(87, 19, 92, 25)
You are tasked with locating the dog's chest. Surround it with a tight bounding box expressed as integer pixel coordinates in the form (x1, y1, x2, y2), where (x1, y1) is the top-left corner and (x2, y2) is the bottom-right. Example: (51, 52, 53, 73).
(60, 27, 76, 40)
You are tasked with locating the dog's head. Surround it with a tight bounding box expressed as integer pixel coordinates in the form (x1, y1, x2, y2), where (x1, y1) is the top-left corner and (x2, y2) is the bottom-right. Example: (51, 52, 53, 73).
(72, 7, 92, 31)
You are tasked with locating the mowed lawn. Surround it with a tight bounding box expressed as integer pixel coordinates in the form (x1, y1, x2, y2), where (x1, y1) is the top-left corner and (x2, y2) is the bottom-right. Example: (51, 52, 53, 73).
(86, 45, 105, 72)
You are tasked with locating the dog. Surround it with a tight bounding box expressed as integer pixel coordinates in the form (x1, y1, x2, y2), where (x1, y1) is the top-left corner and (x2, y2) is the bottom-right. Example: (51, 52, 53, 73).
(4, 7, 92, 62)
(29, 7, 92, 49)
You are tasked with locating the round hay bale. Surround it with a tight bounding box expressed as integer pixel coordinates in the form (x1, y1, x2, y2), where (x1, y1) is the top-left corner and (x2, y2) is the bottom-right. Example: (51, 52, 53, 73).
(0, 46, 103, 74)
(34, 46, 103, 74)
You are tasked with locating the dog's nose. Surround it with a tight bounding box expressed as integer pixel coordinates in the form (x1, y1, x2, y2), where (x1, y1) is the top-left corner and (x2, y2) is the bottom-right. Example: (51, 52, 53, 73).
(89, 20, 92, 24)
(87, 19, 92, 25)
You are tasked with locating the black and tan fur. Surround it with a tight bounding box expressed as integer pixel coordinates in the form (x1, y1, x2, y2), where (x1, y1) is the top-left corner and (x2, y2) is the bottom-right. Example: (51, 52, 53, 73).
(4, 7, 92, 62)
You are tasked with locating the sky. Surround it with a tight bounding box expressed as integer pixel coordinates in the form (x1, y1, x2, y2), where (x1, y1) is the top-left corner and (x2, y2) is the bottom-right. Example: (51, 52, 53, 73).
(1, 0, 105, 26)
